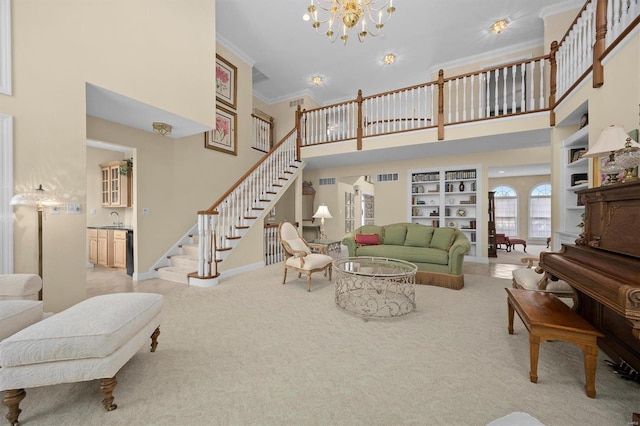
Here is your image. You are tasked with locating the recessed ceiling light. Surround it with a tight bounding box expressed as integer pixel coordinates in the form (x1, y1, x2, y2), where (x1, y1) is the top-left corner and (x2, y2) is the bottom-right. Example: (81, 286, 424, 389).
(498, 170, 505, 174)
(302, 13, 310, 22)
(311, 75, 323, 86)
(382, 53, 396, 65)
(490, 18, 510, 34)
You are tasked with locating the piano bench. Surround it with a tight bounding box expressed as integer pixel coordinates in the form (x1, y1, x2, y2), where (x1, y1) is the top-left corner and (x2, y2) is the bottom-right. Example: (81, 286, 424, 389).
(505, 288, 604, 398)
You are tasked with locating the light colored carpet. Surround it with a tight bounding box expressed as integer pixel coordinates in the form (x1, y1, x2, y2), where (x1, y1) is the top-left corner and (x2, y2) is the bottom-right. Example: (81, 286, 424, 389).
(491, 244, 547, 265)
(14, 264, 639, 425)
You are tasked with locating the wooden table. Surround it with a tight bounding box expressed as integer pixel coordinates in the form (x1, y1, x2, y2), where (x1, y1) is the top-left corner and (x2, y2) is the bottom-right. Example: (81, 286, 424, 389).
(506, 288, 604, 398)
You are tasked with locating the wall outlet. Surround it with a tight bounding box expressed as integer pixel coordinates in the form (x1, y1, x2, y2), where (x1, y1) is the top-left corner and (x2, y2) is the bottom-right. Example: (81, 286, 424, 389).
(48, 206, 61, 215)
(143, 208, 151, 215)
(89, 208, 96, 215)
(67, 202, 82, 214)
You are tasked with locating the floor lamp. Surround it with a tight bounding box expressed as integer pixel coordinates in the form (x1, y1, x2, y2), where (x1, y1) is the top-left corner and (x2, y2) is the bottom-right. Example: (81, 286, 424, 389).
(10, 184, 64, 301)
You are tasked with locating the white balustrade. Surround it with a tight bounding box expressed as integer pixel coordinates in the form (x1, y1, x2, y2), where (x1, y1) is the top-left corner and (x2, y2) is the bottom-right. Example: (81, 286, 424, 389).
(252, 114, 272, 152)
(196, 132, 297, 279)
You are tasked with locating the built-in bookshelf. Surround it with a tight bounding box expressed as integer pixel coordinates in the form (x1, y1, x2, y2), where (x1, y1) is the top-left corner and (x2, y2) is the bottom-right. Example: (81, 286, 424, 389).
(409, 165, 482, 261)
(556, 125, 588, 248)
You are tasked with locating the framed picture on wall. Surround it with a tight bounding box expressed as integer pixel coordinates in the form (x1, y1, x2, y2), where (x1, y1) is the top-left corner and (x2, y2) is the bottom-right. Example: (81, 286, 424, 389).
(216, 54, 237, 110)
(205, 105, 237, 155)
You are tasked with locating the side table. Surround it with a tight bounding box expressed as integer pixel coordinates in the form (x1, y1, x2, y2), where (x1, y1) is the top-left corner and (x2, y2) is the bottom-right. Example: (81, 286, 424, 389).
(308, 239, 342, 257)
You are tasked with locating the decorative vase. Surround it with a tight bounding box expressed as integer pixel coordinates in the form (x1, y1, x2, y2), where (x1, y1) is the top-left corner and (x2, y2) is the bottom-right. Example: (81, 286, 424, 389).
(459, 181, 465, 191)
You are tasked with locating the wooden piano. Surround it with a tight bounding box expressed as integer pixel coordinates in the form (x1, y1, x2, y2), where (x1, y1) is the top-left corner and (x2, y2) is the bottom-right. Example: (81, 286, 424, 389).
(540, 181, 640, 375)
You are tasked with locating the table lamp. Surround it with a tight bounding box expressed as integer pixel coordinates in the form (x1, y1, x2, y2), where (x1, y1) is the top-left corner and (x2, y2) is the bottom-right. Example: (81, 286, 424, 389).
(313, 204, 332, 240)
(582, 125, 628, 185)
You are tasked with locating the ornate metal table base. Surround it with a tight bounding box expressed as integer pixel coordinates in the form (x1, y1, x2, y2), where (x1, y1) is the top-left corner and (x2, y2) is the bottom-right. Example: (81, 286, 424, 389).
(334, 257, 417, 318)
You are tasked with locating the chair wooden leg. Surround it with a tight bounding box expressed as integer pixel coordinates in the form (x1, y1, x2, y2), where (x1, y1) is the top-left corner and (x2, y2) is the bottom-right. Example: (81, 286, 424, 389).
(306, 273, 312, 292)
(282, 267, 287, 285)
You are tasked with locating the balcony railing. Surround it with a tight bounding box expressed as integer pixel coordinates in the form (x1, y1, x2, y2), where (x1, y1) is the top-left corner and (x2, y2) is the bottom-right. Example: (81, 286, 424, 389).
(296, 0, 640, 149)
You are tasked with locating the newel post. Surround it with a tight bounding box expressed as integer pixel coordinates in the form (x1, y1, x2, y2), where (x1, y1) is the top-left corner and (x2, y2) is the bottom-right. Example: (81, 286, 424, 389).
(356, 89, 363, 151)
(549, 41, 558, 127)
(295, 105, 302, 162)
(437, 69, 445, 140)
(593, 0, 607, 88)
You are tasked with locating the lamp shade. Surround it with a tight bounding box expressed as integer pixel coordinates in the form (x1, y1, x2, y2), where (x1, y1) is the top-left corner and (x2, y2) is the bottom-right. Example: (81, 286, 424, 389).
(582, 125, 629, 158)
(313, 204, 332, 219)
(10, 184, 64, 207)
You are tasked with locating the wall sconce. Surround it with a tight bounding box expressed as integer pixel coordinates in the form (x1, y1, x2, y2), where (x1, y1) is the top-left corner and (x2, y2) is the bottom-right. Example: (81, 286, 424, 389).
(152, 122, 172, 136)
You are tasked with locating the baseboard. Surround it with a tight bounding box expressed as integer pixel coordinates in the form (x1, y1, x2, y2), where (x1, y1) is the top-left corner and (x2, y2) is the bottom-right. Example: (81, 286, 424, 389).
(134, 270, 158, 281)
(220, 261, 265, 279)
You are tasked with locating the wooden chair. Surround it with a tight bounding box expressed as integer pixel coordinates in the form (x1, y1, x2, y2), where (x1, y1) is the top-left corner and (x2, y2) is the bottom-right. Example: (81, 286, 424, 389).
(512, 257, 578, 308)
(278, 221, 333, 292)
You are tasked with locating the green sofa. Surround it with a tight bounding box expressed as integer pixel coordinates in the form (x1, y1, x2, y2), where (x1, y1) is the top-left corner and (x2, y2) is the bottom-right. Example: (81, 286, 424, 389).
(341, 223, 471, 290)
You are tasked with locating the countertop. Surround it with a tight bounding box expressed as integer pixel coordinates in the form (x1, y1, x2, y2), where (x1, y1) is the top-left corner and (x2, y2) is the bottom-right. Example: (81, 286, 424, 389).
(87, 226, 134, 231)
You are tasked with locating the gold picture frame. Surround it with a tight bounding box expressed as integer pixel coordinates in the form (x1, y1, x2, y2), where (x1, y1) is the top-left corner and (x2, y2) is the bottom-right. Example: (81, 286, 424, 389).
(204, 105, 237, 156)
(215, 54, 237, 110)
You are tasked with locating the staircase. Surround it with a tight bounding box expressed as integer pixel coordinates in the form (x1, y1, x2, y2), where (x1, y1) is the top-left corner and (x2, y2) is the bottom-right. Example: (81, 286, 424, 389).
(155, 130, 302, 286)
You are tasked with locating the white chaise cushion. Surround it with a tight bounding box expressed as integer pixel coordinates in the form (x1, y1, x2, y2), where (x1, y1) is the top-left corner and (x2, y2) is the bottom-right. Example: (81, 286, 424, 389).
(0, 293, 163, 367)
(0, 274, 42, 301)
(0, 301, 43, 340)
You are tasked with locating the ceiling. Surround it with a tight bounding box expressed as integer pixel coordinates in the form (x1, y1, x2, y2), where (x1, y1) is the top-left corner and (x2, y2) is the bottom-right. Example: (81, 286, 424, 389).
(216, 0, 582, 106)
(87, 1, 581, 178)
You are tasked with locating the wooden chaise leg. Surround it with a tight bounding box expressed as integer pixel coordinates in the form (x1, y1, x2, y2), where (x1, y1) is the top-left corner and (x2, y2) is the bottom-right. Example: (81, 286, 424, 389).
(2, 389, 25, 426)
(150, 327, 161, 352)
(100, 376, 118, 411)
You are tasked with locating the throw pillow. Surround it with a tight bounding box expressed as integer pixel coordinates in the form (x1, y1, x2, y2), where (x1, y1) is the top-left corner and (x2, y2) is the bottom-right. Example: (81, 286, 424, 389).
(358, 225, 384, 243)
(383, 226, 407, 246)
(285, 238, 311, 254)
(404, 225, 434, 247)
(355, 234, 380, 246)
(430, 228, 456, 251)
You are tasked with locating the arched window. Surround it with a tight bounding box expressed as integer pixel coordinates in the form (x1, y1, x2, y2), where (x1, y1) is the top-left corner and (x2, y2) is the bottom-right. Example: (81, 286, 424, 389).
(492, 185, 518, 236)
(529, 183, 551, 239)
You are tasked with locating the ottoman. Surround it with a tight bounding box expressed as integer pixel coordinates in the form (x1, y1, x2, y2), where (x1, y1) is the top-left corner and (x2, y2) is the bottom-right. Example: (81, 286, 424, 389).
(0, 293, 163, 425)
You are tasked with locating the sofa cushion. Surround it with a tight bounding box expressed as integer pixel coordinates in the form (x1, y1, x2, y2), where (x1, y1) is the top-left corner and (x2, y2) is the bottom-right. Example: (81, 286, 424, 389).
(430, 228, 456, 251)
(0, 293, 164, 367)
(0, 301, 43, 341)
(404, 225, 434, 247)
(358, 225, 384, 243)
(356, 245, 449, 265)
(355, 233, 380, 246)
(383, 225, 407, 245)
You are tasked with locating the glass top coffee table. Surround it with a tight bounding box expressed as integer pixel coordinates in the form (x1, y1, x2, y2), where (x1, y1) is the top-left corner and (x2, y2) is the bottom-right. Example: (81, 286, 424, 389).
(333, 257, 417, 318)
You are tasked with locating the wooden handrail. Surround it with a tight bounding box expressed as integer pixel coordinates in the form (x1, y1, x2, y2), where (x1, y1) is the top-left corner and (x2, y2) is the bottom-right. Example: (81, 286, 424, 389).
(204, 127, 296, 214)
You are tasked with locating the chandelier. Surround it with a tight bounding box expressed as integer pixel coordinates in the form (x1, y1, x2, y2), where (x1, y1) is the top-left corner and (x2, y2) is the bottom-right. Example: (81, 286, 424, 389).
(306, 0, 396, 45)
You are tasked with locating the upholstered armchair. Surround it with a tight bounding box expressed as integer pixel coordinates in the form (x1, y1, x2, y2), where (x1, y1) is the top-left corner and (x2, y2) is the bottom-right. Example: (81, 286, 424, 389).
(495, 233, 511, 252)
(0, 274, 44, 341)
(512, 257, 577, 308)
(278, 221, 333, 292)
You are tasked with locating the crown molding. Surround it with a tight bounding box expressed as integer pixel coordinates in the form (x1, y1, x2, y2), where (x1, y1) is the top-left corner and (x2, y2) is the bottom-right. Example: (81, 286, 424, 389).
(426, 38, 544, 77)
(0, 0, 12, 96)
(216, 33, 255, 67)
(540, 0, 585, 20)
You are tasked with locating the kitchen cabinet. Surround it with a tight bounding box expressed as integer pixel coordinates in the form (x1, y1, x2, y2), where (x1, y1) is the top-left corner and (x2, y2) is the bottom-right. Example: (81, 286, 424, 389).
(88, 227, 132, 272)
(112, 230, 127, 269)
(97, 229, 109, 267)
(100, 160, 132, 207)
(88, 229, 98, 264)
